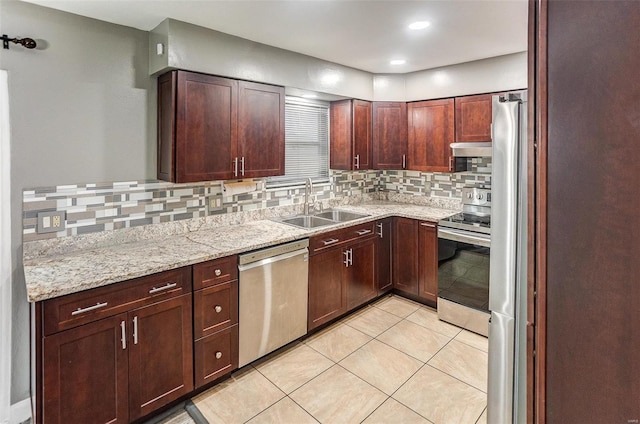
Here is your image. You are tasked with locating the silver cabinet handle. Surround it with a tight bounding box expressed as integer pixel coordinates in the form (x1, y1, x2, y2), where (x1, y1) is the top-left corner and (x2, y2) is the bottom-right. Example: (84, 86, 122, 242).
(343, 250, 350, 267)
(240, 156, 245, 176)
(322, 238, 339, 246)
(402, 154, 406, 169)
(214, 305, 222, 313)
(71, 301, 108, 316)
(215, 352, 223, 359)
(120, 320, 126, 350)
(149, 282, 177, 294)
(356, 229, 372, 236)
(348, 248, 353, 266)
(214, 269, 222, 277)
(420, 222, 436, 228)
(376, 222, 383, 238)
(133, 316, 138, 345)
(448, 156, 453, 172)
(233, 157, 238, 177)
(354, 154, 360, 169)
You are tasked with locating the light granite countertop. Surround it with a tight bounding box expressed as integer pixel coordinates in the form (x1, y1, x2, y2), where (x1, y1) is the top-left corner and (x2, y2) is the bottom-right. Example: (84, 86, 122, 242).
(23, 200, 459, 302)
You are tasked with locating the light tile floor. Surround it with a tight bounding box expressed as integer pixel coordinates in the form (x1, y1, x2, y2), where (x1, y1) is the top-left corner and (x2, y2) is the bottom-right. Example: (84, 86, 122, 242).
(157, 294, 489, 424)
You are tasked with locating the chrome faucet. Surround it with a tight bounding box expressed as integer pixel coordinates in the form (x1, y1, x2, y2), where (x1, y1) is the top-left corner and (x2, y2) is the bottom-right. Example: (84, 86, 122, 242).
(304, 178, 313, 215)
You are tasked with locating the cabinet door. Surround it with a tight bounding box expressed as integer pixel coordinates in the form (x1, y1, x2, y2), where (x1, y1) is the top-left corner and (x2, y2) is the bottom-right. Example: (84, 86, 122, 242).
(392, 218, 419, 295)
(176, 71, 237, 182)
(454, 93, 494, 142)
(195, 325, 239, 389)
(128, 295, 193, 421)
(352, 99, 372, 170)
(407, 99, 455, 172)
(375, 219, 393, 294)
(43, 314, 129, 424)
(308, 249, 347, 330)
(237, 81, 285, 178)
(418, 221, 438, 303)
(345, 239, 377, 310)
(372, 102, 407, 169)
(330, 99, 353, 170)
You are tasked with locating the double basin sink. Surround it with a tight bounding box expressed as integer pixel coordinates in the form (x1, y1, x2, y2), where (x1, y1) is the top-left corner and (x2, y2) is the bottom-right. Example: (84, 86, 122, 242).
(275, 209, 370, 229)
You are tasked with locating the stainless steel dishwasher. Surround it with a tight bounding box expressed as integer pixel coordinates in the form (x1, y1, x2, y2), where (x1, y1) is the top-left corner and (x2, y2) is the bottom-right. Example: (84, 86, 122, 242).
(238, 239, 309, 367)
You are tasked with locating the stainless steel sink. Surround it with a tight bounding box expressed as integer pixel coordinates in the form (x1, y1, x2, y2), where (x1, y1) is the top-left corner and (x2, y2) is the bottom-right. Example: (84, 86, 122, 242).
(314, 210, 370, 222)
(275, 209, 370, 229)
(279, 215, 336, 229)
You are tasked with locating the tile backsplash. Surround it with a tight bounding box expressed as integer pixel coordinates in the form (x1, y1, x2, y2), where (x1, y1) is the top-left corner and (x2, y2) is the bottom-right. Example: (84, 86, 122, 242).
(22, 159, 490, 242)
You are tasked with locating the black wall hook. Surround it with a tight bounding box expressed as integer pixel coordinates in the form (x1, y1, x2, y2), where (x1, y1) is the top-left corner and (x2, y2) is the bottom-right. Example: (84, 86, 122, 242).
(2, 34, 37, 50)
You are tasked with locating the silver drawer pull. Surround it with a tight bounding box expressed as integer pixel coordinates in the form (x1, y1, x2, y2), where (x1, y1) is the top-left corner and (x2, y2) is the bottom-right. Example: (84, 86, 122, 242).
(149, 282, 177, 294)
(214, 269, 222, 277)
(71, 302, 108, 316)
(356, 229, 372, 236)
(214, 305, 223, 313)
(215, 351, 223, 359)
(322, 238, 339, 246)
(376, 222, 383, 238)
(420, 222, 436, 228)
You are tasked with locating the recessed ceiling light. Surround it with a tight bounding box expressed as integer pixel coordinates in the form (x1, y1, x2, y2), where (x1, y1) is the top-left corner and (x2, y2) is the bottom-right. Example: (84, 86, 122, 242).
(390, 59, 406, 66)
(409, 21, 430, 30)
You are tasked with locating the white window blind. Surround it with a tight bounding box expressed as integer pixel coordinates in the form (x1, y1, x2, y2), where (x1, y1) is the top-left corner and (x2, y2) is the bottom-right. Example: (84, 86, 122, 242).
(268, 97, 329, 186)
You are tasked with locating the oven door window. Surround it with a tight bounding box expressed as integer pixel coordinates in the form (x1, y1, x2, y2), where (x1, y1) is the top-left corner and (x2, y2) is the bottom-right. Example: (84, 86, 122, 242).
(438, 238, 490, 312)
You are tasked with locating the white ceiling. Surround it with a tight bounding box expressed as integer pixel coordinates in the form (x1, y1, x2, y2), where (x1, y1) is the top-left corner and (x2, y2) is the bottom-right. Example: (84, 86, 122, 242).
(20, 0, 528, 74)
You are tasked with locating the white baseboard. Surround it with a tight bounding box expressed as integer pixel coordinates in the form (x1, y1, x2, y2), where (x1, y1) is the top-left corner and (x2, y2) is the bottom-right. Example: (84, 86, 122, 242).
(10, 398, 31, 424)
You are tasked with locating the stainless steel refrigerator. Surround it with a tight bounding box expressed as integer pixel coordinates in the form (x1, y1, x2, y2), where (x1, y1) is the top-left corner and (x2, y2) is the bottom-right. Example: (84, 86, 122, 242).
(487, 91, 527, 424)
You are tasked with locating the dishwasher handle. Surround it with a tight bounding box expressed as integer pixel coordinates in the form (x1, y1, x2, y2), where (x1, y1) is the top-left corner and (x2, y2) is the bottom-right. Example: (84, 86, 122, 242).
(238, 247, 308, 272)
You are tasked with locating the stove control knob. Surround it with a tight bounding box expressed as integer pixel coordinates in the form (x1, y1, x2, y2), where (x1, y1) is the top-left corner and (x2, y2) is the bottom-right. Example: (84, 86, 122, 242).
(477, 193, 484, 200)
(467, 193, 473, 199)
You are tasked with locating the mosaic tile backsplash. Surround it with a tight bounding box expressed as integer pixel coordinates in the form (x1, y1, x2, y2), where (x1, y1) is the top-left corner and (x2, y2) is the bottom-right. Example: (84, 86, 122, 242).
(23, 158, 490, 242)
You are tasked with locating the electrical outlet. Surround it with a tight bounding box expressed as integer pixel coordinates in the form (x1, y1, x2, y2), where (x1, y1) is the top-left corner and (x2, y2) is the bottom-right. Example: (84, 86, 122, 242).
(37, 211, 66, 234)
(207, 196, 222, 213)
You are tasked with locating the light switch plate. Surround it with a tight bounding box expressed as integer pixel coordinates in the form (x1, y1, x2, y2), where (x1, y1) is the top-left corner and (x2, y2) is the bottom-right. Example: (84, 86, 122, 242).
(37, 211, 66, 234)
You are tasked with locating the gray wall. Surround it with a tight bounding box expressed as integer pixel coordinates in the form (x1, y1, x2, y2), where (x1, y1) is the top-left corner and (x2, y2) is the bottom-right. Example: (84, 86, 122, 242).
(0, 1, 154, 404)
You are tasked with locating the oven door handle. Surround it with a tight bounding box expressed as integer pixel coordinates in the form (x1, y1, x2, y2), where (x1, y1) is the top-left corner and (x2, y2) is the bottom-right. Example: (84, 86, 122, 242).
(438, 228, 491, 248)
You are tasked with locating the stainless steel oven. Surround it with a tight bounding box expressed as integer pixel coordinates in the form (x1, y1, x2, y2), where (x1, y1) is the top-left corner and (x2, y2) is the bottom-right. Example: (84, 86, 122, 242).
(437, 187, 491, 336)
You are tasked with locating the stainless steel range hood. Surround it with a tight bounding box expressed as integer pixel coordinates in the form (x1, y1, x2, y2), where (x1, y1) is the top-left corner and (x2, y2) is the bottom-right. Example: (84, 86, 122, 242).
(450, 142, 492, 157)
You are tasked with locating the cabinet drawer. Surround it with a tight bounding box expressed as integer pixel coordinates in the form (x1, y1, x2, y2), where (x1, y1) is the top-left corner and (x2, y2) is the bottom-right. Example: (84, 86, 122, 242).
(193, 256, 238, 290)
(43, 267, 192, 336)
(194, 281, 238, 339)
(309, 221, 376, 254)
(194, 325, 238, 388)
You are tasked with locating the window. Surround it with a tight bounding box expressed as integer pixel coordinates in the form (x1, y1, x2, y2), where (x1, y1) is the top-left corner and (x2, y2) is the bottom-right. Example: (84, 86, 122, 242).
(267, 97, 329, 187)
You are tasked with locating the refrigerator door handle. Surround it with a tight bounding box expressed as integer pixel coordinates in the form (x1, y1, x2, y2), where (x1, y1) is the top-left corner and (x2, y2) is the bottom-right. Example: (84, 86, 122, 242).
(488, 311, 515, 424)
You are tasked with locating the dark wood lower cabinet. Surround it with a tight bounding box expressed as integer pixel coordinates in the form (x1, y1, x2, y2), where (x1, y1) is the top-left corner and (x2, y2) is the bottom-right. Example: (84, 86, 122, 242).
(43, 313, 129, 424)
(308, 248, 347, 330)
(393, 217, 439, 305)
(345, 239, 376, 310)
(417, 222, 438, 303)
(128, 295, 193, 421)
(194, 325, 238, 388)
(375, 219, 393, 294)
(393, 217, 420, 295)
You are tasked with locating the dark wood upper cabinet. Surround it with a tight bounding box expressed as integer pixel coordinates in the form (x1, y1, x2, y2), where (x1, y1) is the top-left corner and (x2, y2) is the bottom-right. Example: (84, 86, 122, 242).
(407, 99, 455, 172)
(157, 70, 284, 182)
(454, 93, 494, 142)
(372, 102, 407, 169)
(330, 99, 372, 170)
(237, 81, 285, 178)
